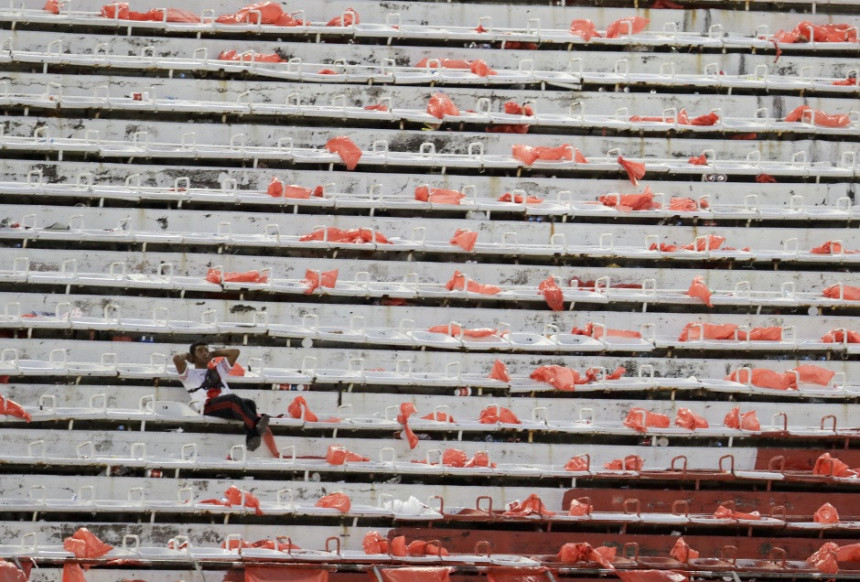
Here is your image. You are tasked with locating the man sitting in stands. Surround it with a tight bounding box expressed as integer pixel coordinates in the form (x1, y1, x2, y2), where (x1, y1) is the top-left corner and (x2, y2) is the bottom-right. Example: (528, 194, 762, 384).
(173, 340, 270, 451)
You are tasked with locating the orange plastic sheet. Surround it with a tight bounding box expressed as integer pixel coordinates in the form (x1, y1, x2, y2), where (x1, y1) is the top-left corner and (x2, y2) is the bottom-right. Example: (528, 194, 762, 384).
(822, 329, 860, 343)
(598, 186, 657, 212)
(792, 364, 836, 385)
(446, 270, 501, 294)
(488, 360, 510, 382)
(512, 144, 573, 166)
(218, 50, 283, 62)
(688, 154, 708, 165)
(833, 75, 858, 86)
(267, 178, 323, 199)
(487, 101, 534, 133)
(363, 531, 389, 554)
(677, 322, 741, 341)
(838, 543, 860, 561)
(784, 105, 851, 128)
(822, 283, 860, 301)
(199, 486, 263, 515)
(300, 227, 389, 244)
(686, 277, 713, 307)
(811, 240, 857, 254)
(669, 538, 699, 563)
(469, 59, 497, 76)
(63, 528, 113, 559)
(624, 408, 670, 432)
(100, 2, 199, 22)
(605, 455, 644, 471)
(564, 456, 590, 472)
(315, 492, 351, 512)
(569, 19, 601, 41)
(44, 0, 59, 13)
(302, 269, 338, 294)
(503, 493, 555, 517)
(755, 174, 777, 183)
(411, 448, 494, 468)
(62, 564, 86, 582)
(568, 497, 593, 515)
(504, 102, 534, 116)
(325, 136, 362, 170)
(246, 566, 328, 582)
(364, 103, 388, 111)
(606, 16, 649, 38)
(723, 407, 760, 431)
(326, 7, 358, 26)
(557, 543, 614, 568)
(530, 365, 585, 391)
(428, 324, 497, 338)
(713, 504, 761, 520)
(808, 543, 840, 574)
(326, 445, 369, 465)
(669, 197, 705, 211)
(215, 2, 302, 25)
(0, 560, 26, 582)
(479, 405, 521, 424)
(422, 411, 454, 422)
(814, 502, 840, 524)
(572, 322, 641, 339)
(0, 395, 31, 422)
(397, 402, 419, 449)
(375, 567, 451, 582)
(486, 567, 551, 582)
(449, 228, 478, 251)
(206, 269, 268, 285)
(389, 538, 449, 558)
(772, 21, 857, 43)
(223, 537, 299, 551)
(426, 93, 460, 119)
(415, 58, 470, 69)
(650, 234, 728, 252)
(287, 395, 318, 422)
(726, 368, 796, 390)
(617, 571, 688, 582)
(675, 408, 709, 430)
(497, 192, 543, 203)
(415, 185, 464, 204)
(538, 276, 564, 311)
(630, 110, 718, 126)
(617, 155, 646, 185)
(813, 452, 857, 477)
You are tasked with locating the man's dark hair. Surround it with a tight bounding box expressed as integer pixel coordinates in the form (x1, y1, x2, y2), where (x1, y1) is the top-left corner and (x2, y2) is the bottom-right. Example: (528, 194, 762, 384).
(189, 340, 209, 355)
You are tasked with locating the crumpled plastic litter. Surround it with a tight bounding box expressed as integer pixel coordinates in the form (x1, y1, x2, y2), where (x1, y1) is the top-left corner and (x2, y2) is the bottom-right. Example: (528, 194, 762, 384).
(723, 407, 761, 431)
(206, 269, 268, 285)
(568, 498, 594, 516)
(217, 50, 283, 62)
(428, 324, 498, 338)
(604, 455, 644, 471)
(199, 486, 263, 516)
(446, 271, 501, 294)
(623, 408, 670, 432)
(670, 538, 699, 563)
(315, 492, 351, 512)
(569, 19, 601, 41)
(397, 402, 419, 449)
(807, 542, 839, 574)
(478, 406, 520, 424)
(266, 178, 323, 199)
(0, 560, 26, 582)
(772, 21, 857, 44)
(784, 105, 851, 128)
(564, 456, 590, 472)
(449, 228, 478, 251)
(605, 16, 649, 38)
(325, 136, 362, 170)
(487, 360, 510, 382)
(669, 197, 705, 211)
(686, 277, 713, 307)
(713, 504, 760, 520)
(725, 368, 795, 390)
(791, 364, 835, 385)
(557, 543, 615, 568)
(415, 57, 470, 69)
(822, 284, 860, 301)
(498, 192, 543, 203)
(302, 268, 338, 294)
(326, 7, 358, 26)
(538, 276, 564, 311)
(426, 93, 460, 119)
(571, 322, 641, 339)
(811, 240, 857, 255)
(512, 144, 573, 166)
(821, 329, 860, 343)
(326, 445, 369, 465)
(598, 186, 658, 212)
(63, 528, 113, 558)
(363, 531, 389, 554)
(381, 495, 434, 516)
(287, 395, 318, 422)
(617, 155, 646, 185)
(503, 493, 555, 517)
(0, 395, 31, 422)
(675, 408, 709, 430)
(415, 185, 464, 204)
(390, 537, 449, 557)
(469, 59, 496, 76)
(813, 452, 857, 477)
(814, 502, 840, 524)
(215, 1, 301, 25)
(101, 2, 199, 22)
(300, 227, 389, 244)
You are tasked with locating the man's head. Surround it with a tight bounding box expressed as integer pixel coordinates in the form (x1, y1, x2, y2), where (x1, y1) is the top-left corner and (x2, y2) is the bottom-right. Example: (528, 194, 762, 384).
(188, 340, 210, 367)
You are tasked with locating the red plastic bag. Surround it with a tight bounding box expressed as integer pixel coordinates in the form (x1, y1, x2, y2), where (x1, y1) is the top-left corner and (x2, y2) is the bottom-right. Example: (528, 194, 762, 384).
(678, 322, 739, 341)
(822, 329, 860, 343)
(426, 93, 460, 119)
(364, 103, 388, 112)
(604, 455, 644, 471)
(713, 504, 760, 520)
(598, 187, 657, 212)
(791, 364, 835, 385)
(624, 408, 670, 432)
(0, 560, 26, 582)
(63, 528, 113, 558)
(498, 192, 543, 204)
(512, 144, 573, 166)
(223, 485, 263, 515)
(100, 2, 129, 18)
(397, 402, 419, 449)
(568, 498, 593, 516)
(326, 445, 368, 465)
(44, 0, 59, 13)
(62, 563, 86, 582)
(530, 365, 584, 391)
(405, 540, 448, 557)
(325, 136, 362, 170)
(814, 502, 840, 523)
(218, 50, 283, 62)
(0, 395, 31, 422)
(503, 102, 534, 116)
(445, 271, 501, 294)
(470, 59, 496, 76)
(670, 538, 699, 563)
(415, 58, 470, 69)
(725, 368, 794, 390)
(206, 269, 268, 285)
(422, 411, 454, 422)
(450, 228, 478, 251)
(606, 16, 649, 38)
(538, 276, 564, 311)
(503, 493, 555, 517)
(822, 284, 860, 301)
(428, 324, 497, 338)
(302, 268, 338, 294)
(838, 543, 860, 561)
(487, 360, 510, 382)
(675, 408, 708, 430)
(564, 456, 589, 472)
(811, 241, 856, 255)
(479, 406, 520, 424)
(300, 227, 388, 244)
(723, 407, 761, 431)
(415, 186, 464, 204)
(569, 19, 601, 41)
(747, 326, 783, 341)
(688, 154, 708, 165)
(315, 492, 351, 512)
(558, 543, 613, 568)
(441, 449, 468, 467)
(266, 178, 323, 199)
(813, 452, 856, 477)
(464, 451, 495, 468)
(685, 277, 713, 307)
(678, 110, 720, 126)
(669, 197, 703, 211)
(807, 543, 839, 575)
(326, 7, 358, 26)
(216, 2, 284, 24)
(784, 105, 850, 127)
(137, 8, 199, 22)
(363, 531, 389, 554)
(571, 322, 641, 339)
(617, 155, 646, 185)
(287, 395, 318, 422)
